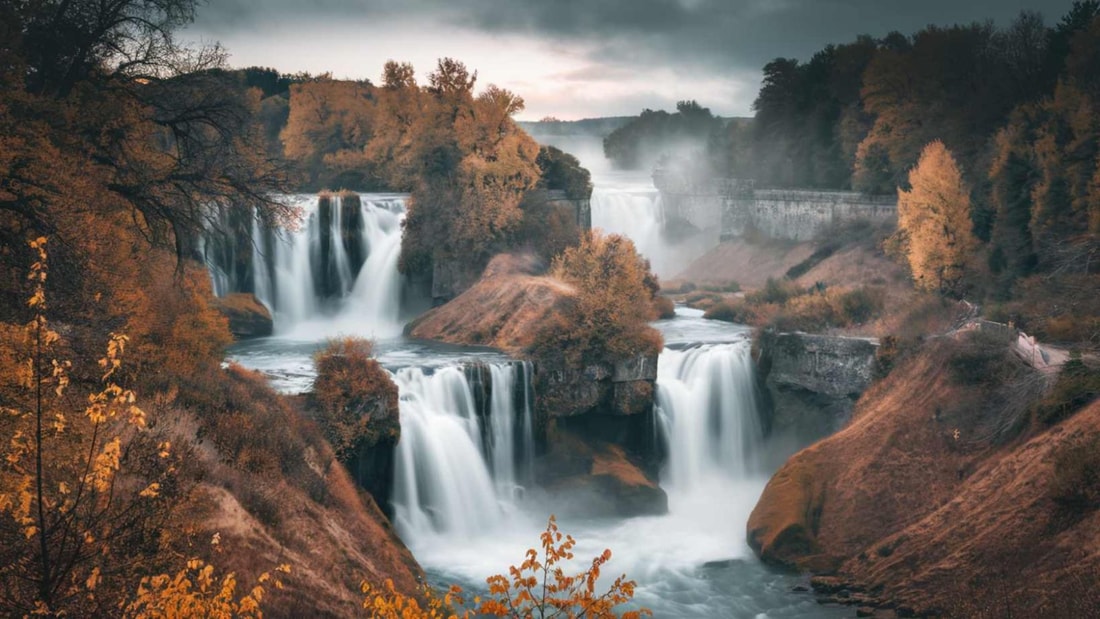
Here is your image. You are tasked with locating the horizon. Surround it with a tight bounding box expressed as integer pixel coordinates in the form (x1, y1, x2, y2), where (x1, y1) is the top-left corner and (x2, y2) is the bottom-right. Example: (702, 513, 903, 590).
(185, 0, 1077, 121)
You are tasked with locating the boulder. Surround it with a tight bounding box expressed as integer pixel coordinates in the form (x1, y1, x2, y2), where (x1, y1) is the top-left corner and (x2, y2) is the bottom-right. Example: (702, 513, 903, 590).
(214, 293, 273, 339)
(537, 438, 668, 518)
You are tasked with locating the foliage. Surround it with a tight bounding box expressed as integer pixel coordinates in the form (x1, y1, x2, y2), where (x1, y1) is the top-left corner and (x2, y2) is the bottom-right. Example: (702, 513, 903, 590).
(946, 330, 1019, 386)
(361, 579, 469, 619)
(536, 146, 593, 200)
(310, 338, 400, 465)
(1032, 359, 1100, 425)
(703, 300, 759, 325)
(124, 560, 289, 619)
(992, 272, 1100, 347)
(896, 141, 978, 295)
(361, 516, 649, 619)
(529, 233, 664, 365)
(0, 239, 180, 615)
(704, 279, 884, 332)
(1049, 434, 1100, 510)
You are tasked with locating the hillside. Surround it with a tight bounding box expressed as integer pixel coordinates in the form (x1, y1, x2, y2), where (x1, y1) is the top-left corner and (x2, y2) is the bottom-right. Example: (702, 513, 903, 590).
(406, 253, 575, 353)
(748, 339, 1100, 617)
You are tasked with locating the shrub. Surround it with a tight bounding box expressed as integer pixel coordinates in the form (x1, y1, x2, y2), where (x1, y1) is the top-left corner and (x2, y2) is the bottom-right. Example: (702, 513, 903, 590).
(946, 330, 1018, 386)
(1050, 435, 1100, 511)
(1032, 359, 1100, 425)
(311, 338, 400, 461)
(530, 233, 663, 365)
(653, 295, 676, 319)
(747, 277, 805, 305)
(698, 281, 741, 293)
(704, 300, 755, 324)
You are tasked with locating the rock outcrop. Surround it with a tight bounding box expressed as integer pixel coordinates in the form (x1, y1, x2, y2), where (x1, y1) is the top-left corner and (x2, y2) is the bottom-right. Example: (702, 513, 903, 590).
(756, 331, 879, 443)
(747, 341, 1100, 616)
(535, 432, 667, 518)
(407, 252, 665, 516)
(214, 293, 273, 339)
(407, 253, 574, 353)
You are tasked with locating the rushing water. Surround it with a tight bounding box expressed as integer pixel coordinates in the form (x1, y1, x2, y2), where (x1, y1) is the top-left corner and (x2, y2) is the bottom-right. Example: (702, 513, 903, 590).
(531, 132, 719, 278)
(212, 184, 845, 616)
(206, 193, 408, 339)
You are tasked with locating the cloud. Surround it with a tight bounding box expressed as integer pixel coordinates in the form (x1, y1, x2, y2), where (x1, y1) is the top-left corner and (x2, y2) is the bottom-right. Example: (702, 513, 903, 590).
(188, 0, 1079, 118)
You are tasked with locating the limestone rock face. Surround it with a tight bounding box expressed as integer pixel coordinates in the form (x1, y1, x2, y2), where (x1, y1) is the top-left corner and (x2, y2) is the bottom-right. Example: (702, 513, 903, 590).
(343, 394, 401, 515)
(214, 293, 273, 340)
(757, 331, 878, 442)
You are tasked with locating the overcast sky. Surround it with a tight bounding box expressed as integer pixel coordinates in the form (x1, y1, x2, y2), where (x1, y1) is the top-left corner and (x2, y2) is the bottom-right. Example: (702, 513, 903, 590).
(186, 0, 1077, 120)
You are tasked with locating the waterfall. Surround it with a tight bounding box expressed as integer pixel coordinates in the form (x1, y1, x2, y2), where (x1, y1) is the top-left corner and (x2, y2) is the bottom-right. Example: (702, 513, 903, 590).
(656, 341, 763, 489)
(204, 193, 407, 338)
(589, 186, 716, 278)
(392, 362, 535, 540)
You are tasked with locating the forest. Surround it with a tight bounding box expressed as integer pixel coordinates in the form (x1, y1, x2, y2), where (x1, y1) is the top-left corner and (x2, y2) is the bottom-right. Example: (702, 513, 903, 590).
(608, 2, 1100, 345)
(2, 0, 1099, 617)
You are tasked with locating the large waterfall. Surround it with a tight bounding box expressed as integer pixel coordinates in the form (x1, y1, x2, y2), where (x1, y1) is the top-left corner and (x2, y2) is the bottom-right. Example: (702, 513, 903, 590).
(391, 362, 535, 541)
(656, 340, 764, 489)
(205, 193, 407, 338)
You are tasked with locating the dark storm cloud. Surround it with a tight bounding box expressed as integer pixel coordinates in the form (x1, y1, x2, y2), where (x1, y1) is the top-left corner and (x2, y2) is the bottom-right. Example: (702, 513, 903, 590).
(194, 0, 1078, 72)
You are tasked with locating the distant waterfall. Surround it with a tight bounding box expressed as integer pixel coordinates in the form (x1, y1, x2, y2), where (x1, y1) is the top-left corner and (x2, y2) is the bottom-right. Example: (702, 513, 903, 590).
(656, 341, 763, 488)
(392, 362, 535, 539)
(204, 193, 407, 337)
(589, 186, 716, 278)
(590, 187, 666, 268)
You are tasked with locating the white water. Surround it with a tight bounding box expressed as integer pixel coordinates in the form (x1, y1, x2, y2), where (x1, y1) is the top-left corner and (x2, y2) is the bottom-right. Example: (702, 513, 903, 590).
(392, 362, 535, 542)
(658, 342, 764, 488)
(205, 193, 408, 339)
(529, 132, 719, 278)
(402, 311, 839, 618)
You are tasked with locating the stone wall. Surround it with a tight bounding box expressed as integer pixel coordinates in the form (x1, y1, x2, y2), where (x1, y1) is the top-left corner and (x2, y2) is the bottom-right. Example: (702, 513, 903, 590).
(653, 172, 896, 241)
(725, 190, 896, 241)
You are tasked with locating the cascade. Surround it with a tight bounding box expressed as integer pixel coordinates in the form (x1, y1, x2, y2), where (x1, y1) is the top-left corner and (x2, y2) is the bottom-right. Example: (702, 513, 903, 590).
(392, 362, 535, 540)
(656, 341, 763, 489)
(204, 193, 407, 337)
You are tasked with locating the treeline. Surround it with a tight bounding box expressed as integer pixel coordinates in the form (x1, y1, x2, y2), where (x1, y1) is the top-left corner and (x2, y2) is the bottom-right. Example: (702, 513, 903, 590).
(264, 60, 592, 286)
(602, 100, 724, 170)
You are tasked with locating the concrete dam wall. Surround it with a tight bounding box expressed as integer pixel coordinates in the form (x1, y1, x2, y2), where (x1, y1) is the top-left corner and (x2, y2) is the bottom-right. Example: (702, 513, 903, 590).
(653, 172, 896, 241)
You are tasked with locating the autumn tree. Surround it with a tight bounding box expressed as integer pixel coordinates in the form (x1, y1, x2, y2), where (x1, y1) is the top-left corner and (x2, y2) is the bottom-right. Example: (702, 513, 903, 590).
(281, 79, 377, 189)
(362, 516, 650, 619)
(0, 239, 181, 615)
(896, 141, 978, 295)
(395, 58, 541, 293)
(530, 233, 664, 365)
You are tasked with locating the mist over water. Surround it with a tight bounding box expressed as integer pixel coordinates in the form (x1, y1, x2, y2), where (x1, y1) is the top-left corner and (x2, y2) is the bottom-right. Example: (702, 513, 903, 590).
(530, 132, 719, 278)
(211, 188, 840, 616)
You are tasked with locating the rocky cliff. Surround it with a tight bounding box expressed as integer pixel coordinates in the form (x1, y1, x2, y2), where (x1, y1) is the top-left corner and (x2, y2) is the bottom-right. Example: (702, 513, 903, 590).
(757, 331, 879, 443)
(747, 340, 1100, 617)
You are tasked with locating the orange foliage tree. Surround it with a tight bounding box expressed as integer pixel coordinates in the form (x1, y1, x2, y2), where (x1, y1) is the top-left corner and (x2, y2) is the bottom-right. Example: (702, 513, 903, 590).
(896, 141, 979, 295)
(0, 239, 179, 615)
(362, 516, 650, 619)
(530, 232, 664, 365)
